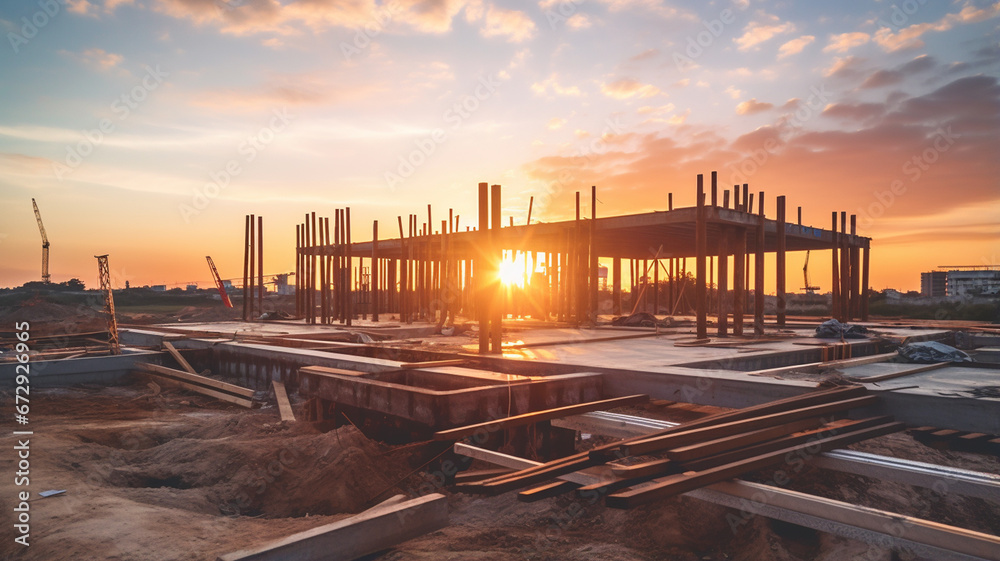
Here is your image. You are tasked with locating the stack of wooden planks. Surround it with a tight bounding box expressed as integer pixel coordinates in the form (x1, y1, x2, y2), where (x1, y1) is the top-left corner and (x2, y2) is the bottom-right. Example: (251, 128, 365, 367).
(456, 386, 904, 508)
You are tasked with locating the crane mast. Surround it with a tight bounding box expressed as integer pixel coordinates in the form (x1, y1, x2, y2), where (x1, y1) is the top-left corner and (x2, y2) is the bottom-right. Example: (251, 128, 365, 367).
(31, 198, 50, 283)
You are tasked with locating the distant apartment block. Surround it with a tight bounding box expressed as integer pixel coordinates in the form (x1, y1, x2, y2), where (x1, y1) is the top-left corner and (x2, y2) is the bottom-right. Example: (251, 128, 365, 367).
(921, 267, 1000, 297)
(920, 271, 948, 297)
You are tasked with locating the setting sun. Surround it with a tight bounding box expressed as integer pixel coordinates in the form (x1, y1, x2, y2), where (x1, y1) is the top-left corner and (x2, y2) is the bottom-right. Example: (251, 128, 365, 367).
(498, 251, 529, 288)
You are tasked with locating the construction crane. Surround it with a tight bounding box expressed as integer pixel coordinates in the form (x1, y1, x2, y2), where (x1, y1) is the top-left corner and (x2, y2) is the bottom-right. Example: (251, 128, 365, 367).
(205, 256, 234, 308)
(31, 198, 50, 283)
(95, 255, 121, 355)
(802, 250, 820, 295)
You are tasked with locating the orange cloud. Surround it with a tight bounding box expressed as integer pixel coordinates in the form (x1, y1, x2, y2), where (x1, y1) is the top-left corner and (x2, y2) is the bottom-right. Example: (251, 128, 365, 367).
(736, 99, 773, 115)
(523, 75, 1000, 241)
(59, 47, 124, 71)
(601, 78, 660, 99)
(822, 31, 869, 53)
(873, 2, 1000, 52)
(531, 74, 582, 97)
(777, 35, 814, 59)
(735, 16, 795, 51)
(479, 4, 536, 42)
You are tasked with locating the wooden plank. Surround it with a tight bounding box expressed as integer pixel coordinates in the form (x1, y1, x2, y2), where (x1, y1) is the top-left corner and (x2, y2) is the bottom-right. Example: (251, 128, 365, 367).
(552, 411, 677, 439)
(606, 421, 905, 509)
(517, 480, 580, 502)
(453, 443, 604, 486)
(216, 494, 448, 561)
(463, 387, 868, 494)
(682, 417, 892, 472)
(433, 394, 649, 441)
(272, 380, 295, 422)
(932, 429, 962, 438)
(453, 468, 513, 484)
(589, 386, 868, 462)
(620, 395, 877, 457)
(398, 359, 466, 369)
(703, 480, 1000, 561)
(612, 418, 889, 479)
(468, 386, 865, 486)
(664, 417, 825, 462)
(135, 363, 256, 398)
(459, 444, 999, 559)
(611, 457, 674, 479)
(751, 352, 898, 378)
(848, 362, 949, 384)
(137, 372, 254, 408)
(162, 341, 197, 375)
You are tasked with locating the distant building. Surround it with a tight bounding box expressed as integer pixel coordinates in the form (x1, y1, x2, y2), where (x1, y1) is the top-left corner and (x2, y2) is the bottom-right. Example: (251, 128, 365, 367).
(947, 269, 1000, 297)
(921, 268, 1000, 297)
(150, 285, 166, 292)
(274, 273, 295, 295)
(185, 284, 198, 292)
(921, 271, 948, 297)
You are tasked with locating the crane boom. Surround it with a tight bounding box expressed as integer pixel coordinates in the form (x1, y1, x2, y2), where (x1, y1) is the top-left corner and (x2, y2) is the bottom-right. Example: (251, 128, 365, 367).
(206, 256, 234, 308)
(31, 198, 50, 283)
(802, 250, 820, 294)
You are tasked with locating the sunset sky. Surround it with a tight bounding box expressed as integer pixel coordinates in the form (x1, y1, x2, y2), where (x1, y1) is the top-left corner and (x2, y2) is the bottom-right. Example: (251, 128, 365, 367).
(1, 0, 998, 292)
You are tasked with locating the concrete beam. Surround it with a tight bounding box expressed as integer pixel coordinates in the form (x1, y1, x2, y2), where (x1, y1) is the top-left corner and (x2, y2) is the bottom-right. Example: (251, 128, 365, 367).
(217, 494, 448, 561)
(0, 349, 163, 389)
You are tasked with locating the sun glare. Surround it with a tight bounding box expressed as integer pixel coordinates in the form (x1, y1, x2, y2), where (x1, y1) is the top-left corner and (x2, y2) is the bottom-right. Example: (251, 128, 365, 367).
(498, 251, 533, 288)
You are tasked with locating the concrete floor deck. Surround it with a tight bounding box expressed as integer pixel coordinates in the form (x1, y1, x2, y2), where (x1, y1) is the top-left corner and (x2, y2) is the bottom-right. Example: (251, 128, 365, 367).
(114, 319, 1000, 433)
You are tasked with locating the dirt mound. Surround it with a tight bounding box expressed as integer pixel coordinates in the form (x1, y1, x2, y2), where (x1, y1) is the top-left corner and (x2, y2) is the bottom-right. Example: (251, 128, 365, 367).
(0, 294, 106, 335)
(64, 404, 414, 519)
(0, 384, 435, 561)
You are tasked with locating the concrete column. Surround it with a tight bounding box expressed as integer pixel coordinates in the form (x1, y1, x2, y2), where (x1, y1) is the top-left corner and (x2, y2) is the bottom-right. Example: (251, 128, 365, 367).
(861, 244, 870, 321)
(372, 220, 379, 322)
(613, 257, 622, 315)
(490, 184, 503, 353)
(754, 193, 765, 336)
(733, 228, 746, 336)
(776, 196, 786, 327)
(717, 228, 729, 336)
(478, 183, 489, 353)
(840, 211, 850, 322)
(696, 174, 707, 339)
(831, 212, 840, 321)
(345, 208, 352, 326)
(590, 185, 598, 322)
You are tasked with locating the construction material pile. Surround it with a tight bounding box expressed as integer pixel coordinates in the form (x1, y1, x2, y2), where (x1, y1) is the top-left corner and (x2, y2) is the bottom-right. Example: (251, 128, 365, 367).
(456, 386, 902, 508)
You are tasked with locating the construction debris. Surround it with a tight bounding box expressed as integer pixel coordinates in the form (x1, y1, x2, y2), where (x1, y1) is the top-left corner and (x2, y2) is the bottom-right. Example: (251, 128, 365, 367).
(898, 341, 973, 363)
(815, 318, 870, 339)
(455, 387, 899, 502)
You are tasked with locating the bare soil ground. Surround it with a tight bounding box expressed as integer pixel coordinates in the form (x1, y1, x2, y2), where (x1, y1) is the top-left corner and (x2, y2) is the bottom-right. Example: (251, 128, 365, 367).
(2, 384, 997, 561)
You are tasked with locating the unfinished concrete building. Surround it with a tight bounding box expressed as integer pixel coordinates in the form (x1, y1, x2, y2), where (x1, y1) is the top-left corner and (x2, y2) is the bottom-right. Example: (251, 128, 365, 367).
(2, 172, 998, 561)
